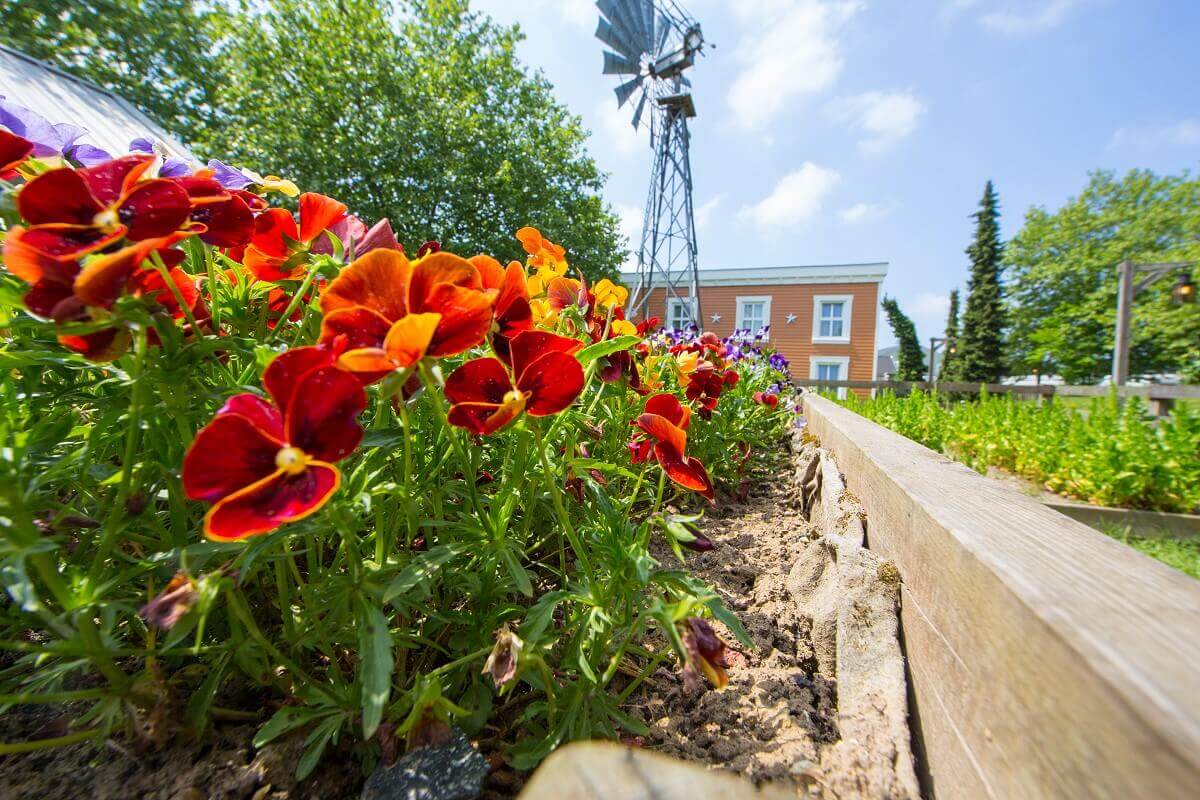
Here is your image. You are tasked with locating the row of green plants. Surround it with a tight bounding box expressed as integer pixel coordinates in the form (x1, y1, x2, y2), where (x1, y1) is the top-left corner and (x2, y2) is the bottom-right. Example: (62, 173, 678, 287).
(0, 118, 794, 775)
(833, 389, 1200, 514)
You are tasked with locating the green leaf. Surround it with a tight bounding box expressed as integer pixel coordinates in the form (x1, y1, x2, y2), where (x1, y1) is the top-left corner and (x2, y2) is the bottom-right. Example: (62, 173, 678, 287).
(382, 543, 469, 604)
(296, 714, 342, 781)
(185, 653, 230, 736)
(518, 590, 569, 642)
(499, 545, 533, 597)
(576, 335, 640, 365)
(356, 598, 393, 739)
(253, 706, 318, 749)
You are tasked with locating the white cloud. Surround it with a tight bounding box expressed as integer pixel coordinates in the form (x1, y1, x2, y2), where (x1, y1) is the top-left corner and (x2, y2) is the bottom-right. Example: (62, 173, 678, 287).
(695, 194, 723, 231)
(911, 292, 952, 339)
(839, 202, 890, 223)
(829, 90, 925, 154)
(738, 163, 840, 229)
(727, 1, 863, 131)
(980, 0, 1085, 35)
(593, 98, 649, 157)
(474, 0, 593, 30)
(1111, 120, 1200, 149)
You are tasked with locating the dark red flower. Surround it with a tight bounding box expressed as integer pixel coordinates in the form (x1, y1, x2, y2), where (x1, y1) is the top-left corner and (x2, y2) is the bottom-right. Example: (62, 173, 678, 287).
(470, 254, 532, 362)
(679, 617, 731, 691)
(172, 174, 254, 248)
(0, 128, 33, 178)
(243, 192, 347, 281)
(753, 391, 779, 409)
(182, 346, 367, 540)
(444, 330, 584, 435)
(630, 393, 714, 501)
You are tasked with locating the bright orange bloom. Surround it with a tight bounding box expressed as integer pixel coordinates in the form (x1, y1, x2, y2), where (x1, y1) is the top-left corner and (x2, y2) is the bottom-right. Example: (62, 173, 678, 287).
(318, 249, 495, 380)
(629, 393, 714, 501)
(517, 227, 568, 295)
(243, 192, 347, 281)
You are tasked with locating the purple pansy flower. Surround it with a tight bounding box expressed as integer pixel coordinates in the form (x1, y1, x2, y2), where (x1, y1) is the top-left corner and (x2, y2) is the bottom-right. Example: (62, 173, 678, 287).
(207, 159, 254, 191)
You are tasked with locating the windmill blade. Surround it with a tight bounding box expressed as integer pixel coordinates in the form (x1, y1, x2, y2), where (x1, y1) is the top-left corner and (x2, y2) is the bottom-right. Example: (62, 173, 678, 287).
(641, 0, 659, 57)
(614, 76, 642, 108)
(655, 12, 672, 56)
(603, 51, 641, 76)
(614, 0, 654, 54)
(631, 91, 648, 130)
(596, 17, 642, 60)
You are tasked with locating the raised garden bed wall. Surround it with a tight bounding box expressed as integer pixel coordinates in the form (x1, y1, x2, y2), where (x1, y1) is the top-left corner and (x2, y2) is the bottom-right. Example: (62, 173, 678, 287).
(799, 393, 1200, 800)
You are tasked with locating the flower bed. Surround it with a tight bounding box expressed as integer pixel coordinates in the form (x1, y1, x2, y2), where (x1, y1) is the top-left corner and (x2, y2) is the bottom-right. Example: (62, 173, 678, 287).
(0, 112, 796, 784)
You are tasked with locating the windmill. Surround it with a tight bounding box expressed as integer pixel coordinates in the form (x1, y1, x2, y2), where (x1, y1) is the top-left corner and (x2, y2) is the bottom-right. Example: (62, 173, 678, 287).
(596, 0, 705, 329)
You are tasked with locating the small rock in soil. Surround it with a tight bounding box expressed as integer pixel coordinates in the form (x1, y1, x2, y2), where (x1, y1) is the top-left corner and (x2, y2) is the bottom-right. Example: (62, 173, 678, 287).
(361, 728, 488, 800)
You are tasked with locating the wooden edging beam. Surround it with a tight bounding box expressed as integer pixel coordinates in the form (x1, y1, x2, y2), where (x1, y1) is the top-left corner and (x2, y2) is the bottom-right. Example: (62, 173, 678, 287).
(800, 393, 1200, 800)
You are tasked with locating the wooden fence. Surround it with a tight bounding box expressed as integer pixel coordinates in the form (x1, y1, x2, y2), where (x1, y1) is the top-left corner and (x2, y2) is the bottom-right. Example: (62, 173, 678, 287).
(797, 379, 1200, 416)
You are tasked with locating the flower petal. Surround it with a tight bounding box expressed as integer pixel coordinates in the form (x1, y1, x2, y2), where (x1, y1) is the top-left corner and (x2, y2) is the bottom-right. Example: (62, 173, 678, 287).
(446, 400, 522, 436)
(654, 445, 714, 501)
(510, 330, 583, 382)
(644, 392, 691, 431)
(518, 351, 584, 416)
(5, 224, 123, 269)
(17, 168, 101, 225)
(321, 249, 412, 320)
(421, 283, 495, 357)
(469, 254, 506, 290)
(547, 276, 586, 312)
(636, 412, 688, 456)
(204, 463, 340, 541)
(79, 154, 154, 205)
(383, 312, 441, 368)
(262, 346, 338, 414)
(444, 357, 513, 406)
(0, 129, 33, 173)
(58, 326, 130, 362)
(409, 252, 484, 308)
(218, 393, 284, 440)
(285, 365, 367, 463)
(298, 192, 347, 244)
(194, 194, 254, 248)
(320, 305, 394, 351)
(183, 406, 283, 502)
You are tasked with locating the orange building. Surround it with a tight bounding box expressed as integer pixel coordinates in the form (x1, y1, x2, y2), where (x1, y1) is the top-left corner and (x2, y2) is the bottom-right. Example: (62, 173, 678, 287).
(626, 263, 887, 390)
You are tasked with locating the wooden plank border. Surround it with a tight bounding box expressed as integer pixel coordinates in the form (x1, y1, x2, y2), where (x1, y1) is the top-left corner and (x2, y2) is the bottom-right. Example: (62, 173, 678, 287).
(799, 393, 1200, 800)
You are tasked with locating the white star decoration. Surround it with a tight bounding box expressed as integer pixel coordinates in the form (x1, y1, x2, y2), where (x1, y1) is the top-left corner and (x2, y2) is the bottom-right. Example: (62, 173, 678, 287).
(786, 313, 797, 324)
(711, 313, 722, 323)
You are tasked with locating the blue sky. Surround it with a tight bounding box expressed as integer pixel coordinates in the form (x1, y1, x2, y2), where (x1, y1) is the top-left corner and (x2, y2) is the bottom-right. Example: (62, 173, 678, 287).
(470, 0, 1200, 347)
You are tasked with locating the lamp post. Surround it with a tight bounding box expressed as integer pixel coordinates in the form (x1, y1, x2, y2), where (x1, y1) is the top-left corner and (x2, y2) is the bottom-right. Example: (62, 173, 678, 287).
(928, 336, 956, 385)
(1112, 261, 1196, 385)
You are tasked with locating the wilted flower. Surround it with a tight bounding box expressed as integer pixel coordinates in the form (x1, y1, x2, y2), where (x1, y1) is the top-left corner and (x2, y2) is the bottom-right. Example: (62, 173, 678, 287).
(679, 616, 730, 692)
(483, 626, 524, 691)
(139, 571, 198, 630)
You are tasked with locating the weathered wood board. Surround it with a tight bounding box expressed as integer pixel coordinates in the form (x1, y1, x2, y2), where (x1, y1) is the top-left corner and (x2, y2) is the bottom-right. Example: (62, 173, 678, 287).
(801, 393, 1200, 799)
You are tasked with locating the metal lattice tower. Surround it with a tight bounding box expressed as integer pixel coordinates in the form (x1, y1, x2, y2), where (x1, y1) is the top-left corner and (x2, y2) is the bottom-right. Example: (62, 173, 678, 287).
(596, 0, 705, 327)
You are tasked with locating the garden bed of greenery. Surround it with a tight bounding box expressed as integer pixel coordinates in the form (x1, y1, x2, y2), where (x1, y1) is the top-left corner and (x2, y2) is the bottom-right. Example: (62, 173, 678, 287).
(0, 123, 807, 793)
(833, 389, 1200, 515)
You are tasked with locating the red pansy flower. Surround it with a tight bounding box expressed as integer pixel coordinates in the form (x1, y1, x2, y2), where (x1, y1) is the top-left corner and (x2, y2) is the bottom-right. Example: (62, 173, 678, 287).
(171, 173, 254, 248)
(15, 155, 191, 256)
(444, 330, 584, 435)
(182, 346, 367, 540)
(683, 363, 739, 418)
(243, 192, 347, 281)
(753, 391, 779, 409)
(318, 249, 495, 380)
(629, 393, 714, 501)
(470, 254, 532, 362)
(0, 129, 34, 178)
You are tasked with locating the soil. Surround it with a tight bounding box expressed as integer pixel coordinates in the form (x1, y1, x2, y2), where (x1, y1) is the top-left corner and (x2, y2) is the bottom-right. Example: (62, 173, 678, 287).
(626, 462, 840, 791)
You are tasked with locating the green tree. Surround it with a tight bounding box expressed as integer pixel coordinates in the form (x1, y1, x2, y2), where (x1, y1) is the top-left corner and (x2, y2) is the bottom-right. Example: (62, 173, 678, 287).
(0, 0, 626, 279)
(1005, 169, 1200, 383)
(882, 296, 926, 381)
(958, 181, 1007, 383)
(939, 288, 961, 381)
(0, 1, 231, 144)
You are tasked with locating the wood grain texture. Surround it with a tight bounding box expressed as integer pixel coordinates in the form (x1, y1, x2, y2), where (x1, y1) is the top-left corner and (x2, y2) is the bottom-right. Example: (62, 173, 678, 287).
(801, 393, 1200, 800)
(518, 741, 793, 800)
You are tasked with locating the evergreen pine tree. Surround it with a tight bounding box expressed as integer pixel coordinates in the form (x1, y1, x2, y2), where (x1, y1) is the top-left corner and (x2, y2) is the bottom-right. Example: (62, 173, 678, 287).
(957, 181, 1007, 382)
(881, 296, 926, 381)
(939, 289, 961, 381)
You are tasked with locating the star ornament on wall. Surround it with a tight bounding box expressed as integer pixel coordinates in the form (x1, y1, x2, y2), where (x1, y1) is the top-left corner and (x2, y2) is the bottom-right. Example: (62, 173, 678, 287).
(786, 313, 797, 324)
(711, 313, 722, 323)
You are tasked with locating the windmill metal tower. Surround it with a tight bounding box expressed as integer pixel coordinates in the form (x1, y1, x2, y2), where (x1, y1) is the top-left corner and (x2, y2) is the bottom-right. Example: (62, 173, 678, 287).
(596, 0, 705, 328)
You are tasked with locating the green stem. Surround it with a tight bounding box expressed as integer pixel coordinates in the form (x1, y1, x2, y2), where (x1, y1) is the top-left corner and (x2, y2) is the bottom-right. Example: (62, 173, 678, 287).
(0, 727, 105, 755)
(267, 262, 320, 345)
(533, 424, 593, 578)
(148, 250, 200, 335)
(90, 325, 149, 582)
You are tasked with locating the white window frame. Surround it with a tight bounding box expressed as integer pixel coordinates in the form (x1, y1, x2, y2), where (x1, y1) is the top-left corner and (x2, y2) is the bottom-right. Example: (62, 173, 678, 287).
(735, 295, 772, 338)
(809, 355, 851, 399)
(812, 294, 853, 344)
(665, 296, 697, 332)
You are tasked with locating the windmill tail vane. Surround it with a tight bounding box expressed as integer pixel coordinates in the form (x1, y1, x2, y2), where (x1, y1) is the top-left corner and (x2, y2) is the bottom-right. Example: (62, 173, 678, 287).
(596, 0, 704, 329)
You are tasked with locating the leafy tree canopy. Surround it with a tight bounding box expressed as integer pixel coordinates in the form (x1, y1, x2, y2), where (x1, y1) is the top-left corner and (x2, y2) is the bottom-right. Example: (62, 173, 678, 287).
(0, 0, 626, 278)
(1005, 169, 1200, 383)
